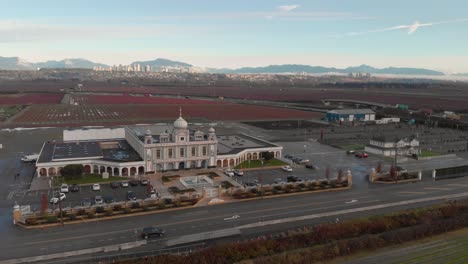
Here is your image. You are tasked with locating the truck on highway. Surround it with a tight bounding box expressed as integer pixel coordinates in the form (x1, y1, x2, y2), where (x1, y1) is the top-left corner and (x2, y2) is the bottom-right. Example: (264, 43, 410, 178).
(21, 153, 39, 162)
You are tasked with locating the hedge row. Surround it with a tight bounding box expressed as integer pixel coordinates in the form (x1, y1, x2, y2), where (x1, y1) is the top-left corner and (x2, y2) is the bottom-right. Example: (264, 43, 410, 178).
(117, 200, 468, 264)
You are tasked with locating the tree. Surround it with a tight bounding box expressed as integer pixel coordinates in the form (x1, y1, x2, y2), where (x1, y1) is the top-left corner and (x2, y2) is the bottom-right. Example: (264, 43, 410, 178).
(261, 152, 275, 161)
(60, 164, 84, 180)
(337, 169, 343, 183)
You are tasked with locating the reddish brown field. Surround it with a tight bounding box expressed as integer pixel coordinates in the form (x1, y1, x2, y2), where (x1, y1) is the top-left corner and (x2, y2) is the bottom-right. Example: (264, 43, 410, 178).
(0, 93, 63, 105)
(71, 94, 217, 105)
(11, 103, 323, 126)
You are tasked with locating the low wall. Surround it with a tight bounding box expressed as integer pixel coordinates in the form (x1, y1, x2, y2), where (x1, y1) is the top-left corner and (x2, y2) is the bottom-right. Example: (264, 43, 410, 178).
(417, 154, 457, 161)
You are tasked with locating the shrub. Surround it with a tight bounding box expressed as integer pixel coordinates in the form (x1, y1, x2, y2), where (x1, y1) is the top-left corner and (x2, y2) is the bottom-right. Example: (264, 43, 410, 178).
(87, 211, 95, 218)
(273, 185, 283, 191)
(113, 204, 122, 211)
(95, 206, 105, 214)
(158, 202, 166, 209)
(25, 218, 38, 225)
(56, 211, 67, 218)
(298, 183, 306, 188)
(131, 202, 140, 209)
(105, 208, 114, 216)
(123, 207, 132, 214)
(68, 213, 77, 221)
(45, 215, 58, 223)
(61, 164, 84, 180)
(141, 205, 149, 211)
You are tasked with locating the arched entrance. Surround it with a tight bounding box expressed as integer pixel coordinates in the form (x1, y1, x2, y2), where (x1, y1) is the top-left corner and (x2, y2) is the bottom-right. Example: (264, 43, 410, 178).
(217, 160, 222, 167)
(48, 167, 56, 176)
(130, 167, 137, 176)
(247, 153, 252, 160)
(113, 167, 119, 176)
(39, 168, 47, 177)
(106, 167, 112, 175)
(223, 159, 228, 167)
(138, 166, 145, 175)
(156, 164, 163, 172)
(93, 165, 99, 174)
(57, 167, 63, 176)
(166, 163, 174, 171)
(190, 161, 196, 169)
(201, 160, 208, 168)
(178, 162, 185, 170)
(100, 166, 106, 174)
(122, 167, 129, 176)
(229, 159, 235, 167)
(84, 165, 91, 174)
(253, 153, 258, 160)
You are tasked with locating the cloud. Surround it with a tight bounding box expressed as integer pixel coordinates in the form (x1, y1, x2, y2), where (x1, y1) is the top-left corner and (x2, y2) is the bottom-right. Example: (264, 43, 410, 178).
(338, 18, 468, 37)
(278, 5, 300, 12)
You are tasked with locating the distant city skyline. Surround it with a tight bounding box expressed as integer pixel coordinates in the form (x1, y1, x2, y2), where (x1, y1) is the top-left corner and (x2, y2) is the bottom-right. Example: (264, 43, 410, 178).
(1, 0, 468, 73)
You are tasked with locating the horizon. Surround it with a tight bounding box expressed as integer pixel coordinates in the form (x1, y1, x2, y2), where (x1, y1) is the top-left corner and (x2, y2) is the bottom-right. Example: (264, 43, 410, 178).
(1, 0, 468, 72)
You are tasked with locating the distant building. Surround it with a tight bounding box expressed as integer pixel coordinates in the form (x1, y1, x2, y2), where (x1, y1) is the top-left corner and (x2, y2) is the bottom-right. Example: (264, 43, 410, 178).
(326, 109, 375, 122)
(365, 136, 420, 157)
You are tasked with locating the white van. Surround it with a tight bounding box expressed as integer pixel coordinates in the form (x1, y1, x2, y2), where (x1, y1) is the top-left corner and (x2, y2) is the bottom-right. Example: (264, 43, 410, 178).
(21, 153, 39, 162)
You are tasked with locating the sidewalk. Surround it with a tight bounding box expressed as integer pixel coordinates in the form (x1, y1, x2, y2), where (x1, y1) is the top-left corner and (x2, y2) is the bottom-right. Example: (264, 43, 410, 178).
(28, 176, 50, 191)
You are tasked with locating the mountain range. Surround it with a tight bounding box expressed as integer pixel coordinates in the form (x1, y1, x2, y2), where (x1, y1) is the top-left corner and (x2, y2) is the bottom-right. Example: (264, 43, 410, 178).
(0, 56, 462, 76)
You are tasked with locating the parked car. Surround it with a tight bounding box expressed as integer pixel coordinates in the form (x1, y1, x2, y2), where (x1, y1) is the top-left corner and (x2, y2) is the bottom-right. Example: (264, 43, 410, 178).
(110, 182, 120, 189)
(120, 181, 129, 188)
(287, 175, 304, 183)
(20, 153, 39, 162)
(60, 184, 69, 193)
(94, 196, 103, 205)
(346, 150, 356, 155)
(274, 178, 287, 184)
(292, 157, 302, 164)
(281, 165, 293, 172)
(233, 169, 244, 176)
(140, 179, 149, 186)
(284, 154, 292, 159)
(355, 152, 369, 158)
(147, 189, 158, 199)
(305, 164, 317, 169)
(50, 193, 66, 204)
(244, 182, 259, 187)
(103, 196, 114, 203)
(81, 198, 92, 206)
(129, 179, 139, 187)
(70, 184, 80, 192)
(224, 169, 235, 177)
(141, 226, 165, 239)
(92, 183, 101, 191)
(396, 166, 407, 173)
(127, 191, 137, 201)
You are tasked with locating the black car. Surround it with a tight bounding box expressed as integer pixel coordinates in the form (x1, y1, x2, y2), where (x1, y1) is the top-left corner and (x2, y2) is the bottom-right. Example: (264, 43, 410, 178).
(141, 226, 165, 239)
(70, 184, 80, 192)
(305, 164, 317, 169)
(103, 196, 114, 203)
(129, 179, 139, 187)
(127, 191, 137, 201)
(287, 175, 304, 183)
(110, 182, 119, 189)
(284, 154, 292, 159)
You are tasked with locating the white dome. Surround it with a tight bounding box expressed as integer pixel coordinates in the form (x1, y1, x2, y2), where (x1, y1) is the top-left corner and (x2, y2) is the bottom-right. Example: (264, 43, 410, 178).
(209, 127, 215, 133)
(174, 116, 188, 129)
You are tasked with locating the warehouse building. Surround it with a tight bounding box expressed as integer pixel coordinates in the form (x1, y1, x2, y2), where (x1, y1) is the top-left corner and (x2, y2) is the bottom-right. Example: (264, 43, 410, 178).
(326, 109, 375, 122)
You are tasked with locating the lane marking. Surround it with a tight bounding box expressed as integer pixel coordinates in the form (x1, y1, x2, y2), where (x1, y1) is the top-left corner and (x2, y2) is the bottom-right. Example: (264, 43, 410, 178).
(447, 183, 468, 187)
(345, 199, 358, 204)
(424, 187, 451, 191)
(398, 191, 426, 195)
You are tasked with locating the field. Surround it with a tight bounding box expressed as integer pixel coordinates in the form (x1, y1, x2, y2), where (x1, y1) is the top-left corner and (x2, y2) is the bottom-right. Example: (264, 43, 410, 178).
(0, 93, 63, 105)
(70, 94, 218, 105)
(11, 104, 323, 126)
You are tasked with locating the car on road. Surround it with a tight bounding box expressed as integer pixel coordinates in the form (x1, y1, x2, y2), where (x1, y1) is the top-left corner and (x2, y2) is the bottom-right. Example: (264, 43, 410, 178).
(396, 166, 408, 173)
(292, 157, 302, 164)
(60, 184, 69, 193)
(284, 154, 292, 159)
(70, 184, 80, 192)
(120, 181, 129, 188)
(81, 198, 92, 206)
(140, 179, 149, 186)
(20, 153, 39, 162)
(355, 152, 369, 158)
(129, 179, 139, 187)
(281, 165, 293, 172)
(94, 196, 103, 205)
(110, 182, 120, 189)
(298, 159, 310, 164)
(346, 150, 356, 155)
(233, 169, 244, 176)
(50, 193, 66, 204)
(287, 175, 304, 183)
(92, 183, 101, 191)
(305, 164, 317, 169)
(224, 169, 235, 177)
(127, 191, 137, 201)
(141, 226, 165, 239)
(103, 196, 114, 203)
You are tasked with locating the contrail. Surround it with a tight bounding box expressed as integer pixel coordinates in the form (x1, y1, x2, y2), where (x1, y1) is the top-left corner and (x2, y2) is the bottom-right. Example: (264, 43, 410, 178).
(341, 18, 468, 37)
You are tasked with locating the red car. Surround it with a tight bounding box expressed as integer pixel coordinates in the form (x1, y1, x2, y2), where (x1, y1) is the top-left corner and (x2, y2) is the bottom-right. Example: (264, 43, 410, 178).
(355, 152, 369, 158)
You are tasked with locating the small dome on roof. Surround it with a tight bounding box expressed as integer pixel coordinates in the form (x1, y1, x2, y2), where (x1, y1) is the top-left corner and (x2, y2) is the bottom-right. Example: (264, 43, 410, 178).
(209, 127, 215, 133)
(174, 116, 188, 129)
(145, 129, 152, 135)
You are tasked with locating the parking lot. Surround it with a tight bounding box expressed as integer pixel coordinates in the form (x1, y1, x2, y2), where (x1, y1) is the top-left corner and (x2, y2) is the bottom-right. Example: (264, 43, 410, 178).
(231, 140, 385, 188)
(20, 182, 152, 210)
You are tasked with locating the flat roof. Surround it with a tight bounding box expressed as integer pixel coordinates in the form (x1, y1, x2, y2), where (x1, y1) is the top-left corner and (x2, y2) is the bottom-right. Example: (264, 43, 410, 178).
(328, 109, 375, 115)
(217, 134, 277, 155)
(38, 140, 142, 164)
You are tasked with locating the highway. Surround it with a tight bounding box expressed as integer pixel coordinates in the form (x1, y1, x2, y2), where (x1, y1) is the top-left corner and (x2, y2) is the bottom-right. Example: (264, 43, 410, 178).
(1, 176, 468, 263)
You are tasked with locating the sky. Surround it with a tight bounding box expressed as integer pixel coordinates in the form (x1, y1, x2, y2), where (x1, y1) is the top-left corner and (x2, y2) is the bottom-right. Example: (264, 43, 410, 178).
(1, 0, 468, 73)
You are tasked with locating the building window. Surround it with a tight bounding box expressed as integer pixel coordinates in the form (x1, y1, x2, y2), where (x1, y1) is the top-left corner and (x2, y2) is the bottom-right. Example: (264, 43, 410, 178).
(191, 147, 196, 157)
(202, 147, 207, 156)
(180, 137, 185, 141)
(156, 149, 161, 159)
(180, 148, 184, 157)
(168, 149, 173, 158)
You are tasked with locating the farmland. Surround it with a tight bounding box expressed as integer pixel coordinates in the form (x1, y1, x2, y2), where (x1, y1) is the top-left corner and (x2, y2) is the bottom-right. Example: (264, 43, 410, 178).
(11, 104, 323, 126)
(70, 94, 218, 105)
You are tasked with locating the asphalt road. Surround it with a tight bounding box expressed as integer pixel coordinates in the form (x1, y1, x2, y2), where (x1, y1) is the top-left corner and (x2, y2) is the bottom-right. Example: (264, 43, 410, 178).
(2, 176, 468, 262)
